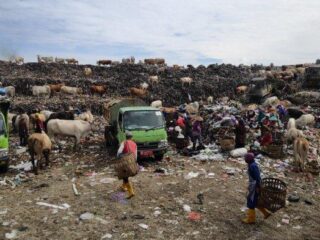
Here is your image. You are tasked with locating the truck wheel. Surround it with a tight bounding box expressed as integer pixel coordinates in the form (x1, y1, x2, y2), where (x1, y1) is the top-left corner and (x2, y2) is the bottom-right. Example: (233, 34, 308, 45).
(105, 127, 113, 147)
(0, 162, 9, 173)
(154, 153, 164, 161)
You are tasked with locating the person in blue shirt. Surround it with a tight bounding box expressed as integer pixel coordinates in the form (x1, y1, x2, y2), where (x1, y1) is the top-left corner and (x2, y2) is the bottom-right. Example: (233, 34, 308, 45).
(242, 153, 271, 224)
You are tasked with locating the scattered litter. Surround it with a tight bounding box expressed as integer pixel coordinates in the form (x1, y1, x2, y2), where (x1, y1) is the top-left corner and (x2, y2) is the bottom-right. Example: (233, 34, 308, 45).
(36, 202, 70, 210)
(5, 230, 18, 239)
(80, 212, 94, 221)
(197, 193, 204, 205)
(188, 212, 201, 221)
(288, 194, 300, 203)
(184, 172, 200, 180)
(138, 223, 149, 230)
(223, 166, 241, 175)
(230, 148, 247, 157)
(100, 178, 117, 184)
(154, 168, 168, 174)
(15, 147, 27, 155)
(72, 183, 80, 196)
(101, 233, 113, 239)
(111, 192, 127, 204)
(183, 204, 192, 212)
(240, 206, 248, 212)
(304, 199, 313, 205)
(10, 161, 33, 171)
(0, 208, 8, 215)
(207, 173, 215, 178)
(293, 225, 302, 230)
(154, 210, 161, 217)
(282, 218, 290, 224)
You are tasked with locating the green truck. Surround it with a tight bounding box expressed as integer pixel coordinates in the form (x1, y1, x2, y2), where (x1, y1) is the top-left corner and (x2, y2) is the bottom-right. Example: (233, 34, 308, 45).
(103, 98, 168, 160)
(0, 98, 10, 172)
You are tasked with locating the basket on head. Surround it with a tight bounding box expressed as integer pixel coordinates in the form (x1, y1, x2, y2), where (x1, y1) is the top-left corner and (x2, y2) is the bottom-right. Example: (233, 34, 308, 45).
(114, 153, 139, 179)
(259, 178, 287, 213)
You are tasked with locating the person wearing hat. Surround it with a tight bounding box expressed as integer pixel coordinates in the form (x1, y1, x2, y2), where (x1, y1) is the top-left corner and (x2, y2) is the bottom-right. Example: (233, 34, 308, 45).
(34, 113, 44, 133)
(191, 116, 203, 151)
(117, 130, 137, 198)
(242, 153, 271, 223)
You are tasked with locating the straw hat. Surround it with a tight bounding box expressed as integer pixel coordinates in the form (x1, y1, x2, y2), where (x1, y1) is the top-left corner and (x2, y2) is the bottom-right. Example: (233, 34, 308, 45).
(194, 116, 203, 122)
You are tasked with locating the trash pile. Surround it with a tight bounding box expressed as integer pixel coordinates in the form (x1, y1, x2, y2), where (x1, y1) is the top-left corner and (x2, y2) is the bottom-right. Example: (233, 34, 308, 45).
(166, 95, 320, 175)
(0, 61, 253, 106)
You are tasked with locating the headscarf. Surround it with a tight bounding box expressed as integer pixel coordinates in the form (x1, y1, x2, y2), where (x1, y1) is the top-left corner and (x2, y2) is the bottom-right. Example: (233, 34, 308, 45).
(244, 153, 255, 164)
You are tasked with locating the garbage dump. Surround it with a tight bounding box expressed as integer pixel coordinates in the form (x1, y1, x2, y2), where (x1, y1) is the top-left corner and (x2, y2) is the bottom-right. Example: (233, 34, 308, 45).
(0, 60, 319, 240)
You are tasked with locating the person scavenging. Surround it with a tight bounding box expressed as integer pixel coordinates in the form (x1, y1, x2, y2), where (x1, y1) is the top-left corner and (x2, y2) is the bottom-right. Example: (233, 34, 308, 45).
(116, 131, 137, 199)
(242, 153, 271, 224)
(191, 116, 203, 151)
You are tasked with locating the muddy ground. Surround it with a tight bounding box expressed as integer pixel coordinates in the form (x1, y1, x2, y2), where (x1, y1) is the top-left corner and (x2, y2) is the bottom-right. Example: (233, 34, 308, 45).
(0, 96, 319, 240)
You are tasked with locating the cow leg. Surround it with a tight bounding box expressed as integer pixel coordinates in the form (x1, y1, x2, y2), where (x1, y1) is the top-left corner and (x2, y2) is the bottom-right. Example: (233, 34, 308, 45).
(73, 136, 78, 151)
(30, 152, 38, 175)
(43, 150, 50, 168)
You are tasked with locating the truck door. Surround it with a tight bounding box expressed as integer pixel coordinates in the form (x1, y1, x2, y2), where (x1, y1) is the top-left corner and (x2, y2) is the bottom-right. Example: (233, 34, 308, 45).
(116, 113, 125, 145)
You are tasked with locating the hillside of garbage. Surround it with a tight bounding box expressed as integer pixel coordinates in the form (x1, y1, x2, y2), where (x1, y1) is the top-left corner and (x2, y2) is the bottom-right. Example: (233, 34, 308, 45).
(0, 61, 254, 106)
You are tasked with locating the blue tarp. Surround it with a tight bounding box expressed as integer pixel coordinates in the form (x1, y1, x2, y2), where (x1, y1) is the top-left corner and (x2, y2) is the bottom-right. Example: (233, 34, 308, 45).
(0, 88, 6, 96)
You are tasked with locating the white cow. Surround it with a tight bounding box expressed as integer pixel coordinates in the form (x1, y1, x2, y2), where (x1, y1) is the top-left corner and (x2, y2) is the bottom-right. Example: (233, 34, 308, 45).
(151, 100, 162, 108)
(55, 57, 65, 64)
(180, 77, 193, 86)
(149, 76, 159, 85)
(60, 86, 83, 95)
(47, 119, 91, 150)
(32, 85, 51, 97)
(5, 86, 15, 98)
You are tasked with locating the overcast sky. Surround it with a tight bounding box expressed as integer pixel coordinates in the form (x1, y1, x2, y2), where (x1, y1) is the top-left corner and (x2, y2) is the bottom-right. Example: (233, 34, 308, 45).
(0, 0, 319, 65)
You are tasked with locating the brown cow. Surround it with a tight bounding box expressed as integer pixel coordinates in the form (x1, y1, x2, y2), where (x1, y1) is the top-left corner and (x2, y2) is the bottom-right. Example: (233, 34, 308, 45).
(160, 107, 176, 114)
(155, 58, 165, 65)
(129, 87, 148, 98)
(49, 83, 65, 96)
(97, 60, 112, 66)
(66, 58, 78, 64)
(90, 85, 106, 96)
(144, 59, 156, 65)
(293, 137, 309, 172)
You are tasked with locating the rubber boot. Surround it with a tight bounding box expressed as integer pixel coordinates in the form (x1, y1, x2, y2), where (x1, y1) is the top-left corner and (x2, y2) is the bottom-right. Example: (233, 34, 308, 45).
(258, 208, 271, 219)
(126, 182, 135, 199)
(119, 183, 127, 192)
(242, 209, 256, 224)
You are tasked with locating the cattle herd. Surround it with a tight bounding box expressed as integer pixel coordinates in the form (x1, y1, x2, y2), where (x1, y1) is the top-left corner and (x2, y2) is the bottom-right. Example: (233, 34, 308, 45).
(8, 55, 168, 66)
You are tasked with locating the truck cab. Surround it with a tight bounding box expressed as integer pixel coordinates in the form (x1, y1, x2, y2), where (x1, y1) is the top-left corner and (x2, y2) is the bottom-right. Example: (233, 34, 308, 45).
(0, 98, 10, 172)
(104, 99, 168, 160)
(247, 77, 272, 103)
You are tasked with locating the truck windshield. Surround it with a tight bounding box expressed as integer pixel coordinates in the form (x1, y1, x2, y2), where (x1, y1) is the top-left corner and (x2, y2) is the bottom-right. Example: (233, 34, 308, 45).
(123, 110, 164, 131)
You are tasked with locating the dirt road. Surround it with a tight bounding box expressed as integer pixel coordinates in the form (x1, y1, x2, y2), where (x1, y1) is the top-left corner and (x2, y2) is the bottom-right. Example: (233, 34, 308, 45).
(1, 133, 319, 240)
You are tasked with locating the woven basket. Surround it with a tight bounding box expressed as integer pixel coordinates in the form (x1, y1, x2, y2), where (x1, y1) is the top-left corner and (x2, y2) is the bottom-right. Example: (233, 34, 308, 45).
(259, 178, 287, 213)
(114, 153, 139, 179)
(220, 137, 235, 151)
(262, 144, 284, 159)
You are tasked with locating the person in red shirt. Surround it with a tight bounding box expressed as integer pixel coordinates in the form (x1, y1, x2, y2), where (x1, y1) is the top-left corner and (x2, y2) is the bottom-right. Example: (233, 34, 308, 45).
(260, 127, 273, 146)
(117, 131, 137, 198)
(176, 115, 185, 128)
